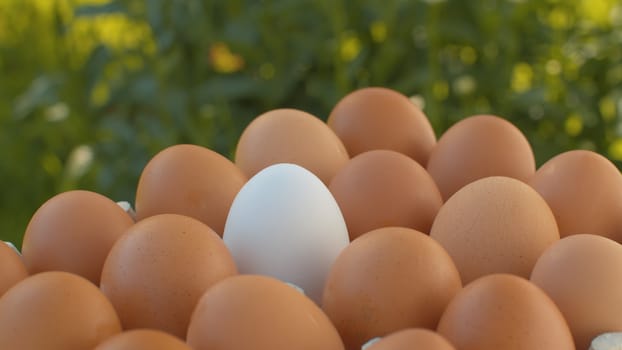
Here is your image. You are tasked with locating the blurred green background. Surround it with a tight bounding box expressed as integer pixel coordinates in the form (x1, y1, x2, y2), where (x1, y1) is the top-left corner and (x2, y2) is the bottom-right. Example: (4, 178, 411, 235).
(1, 0, 621, 246)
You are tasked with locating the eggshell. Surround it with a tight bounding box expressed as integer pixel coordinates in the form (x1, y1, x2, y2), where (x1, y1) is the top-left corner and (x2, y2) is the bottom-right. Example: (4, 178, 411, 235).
(529, 150, 622, 242)
(366, 329, 456, 350)
(223, 163, 349, 303)
(21, 190, 134, 284)
(187, 275, 344, 350)
(329, 150, 443, 240)
(426, 115, 536, 200)
(327, 87, 436, 165)
(100, 214, 237, 338)
(135, 144, 247, 236)
(235, 109, 349, 184)
(531, 234, 622, 350)
(94, 329, 192, 350)
(0, 271, 121, 350)
(437, 274, 575, 350)
(430, 176, 559, 284)
(322, 227, 462, 350)
(0, 241, 28, 297)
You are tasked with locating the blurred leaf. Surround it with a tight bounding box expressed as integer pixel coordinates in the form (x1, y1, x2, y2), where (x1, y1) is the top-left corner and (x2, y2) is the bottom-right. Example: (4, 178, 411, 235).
(84, 45, 111, 95)
(74, 1, 124, 17)
(195, 76, 261, 101)
(13, 75, 63, 120)
(2, 0, 622, 245)
(130, 75, 158, 103)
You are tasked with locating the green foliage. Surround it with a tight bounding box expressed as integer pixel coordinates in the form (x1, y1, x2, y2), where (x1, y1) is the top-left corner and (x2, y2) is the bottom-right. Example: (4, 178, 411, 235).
(1, 0, 621, 245)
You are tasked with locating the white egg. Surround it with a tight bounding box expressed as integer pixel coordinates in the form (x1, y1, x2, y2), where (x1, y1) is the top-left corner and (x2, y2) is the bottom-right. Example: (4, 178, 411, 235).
(223, 163, 350, 303)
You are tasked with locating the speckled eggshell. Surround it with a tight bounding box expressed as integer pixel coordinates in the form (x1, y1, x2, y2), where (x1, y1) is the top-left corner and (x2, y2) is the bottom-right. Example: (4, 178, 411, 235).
(187, 275, 344, 350)
(21, 190, 134, 284)
(529, 150, 622, 242)
(430, 176, 559, 284)
(437, 274, 575, 350)
(327, 87, 436, 166)
(366, 329, 456, 350)
(100, 214, 237, 338)
(531, 234, 622, 350)
(0, 271, 122, 350)
(94, 329, 192, 350)
(135, 144, 247, 236)
(235, 109, 349, 184)
(0, 241, 28, 297)
(426, 115, 536, 201)
(322, 227, 462, 350)
(329, 150, 443, 240)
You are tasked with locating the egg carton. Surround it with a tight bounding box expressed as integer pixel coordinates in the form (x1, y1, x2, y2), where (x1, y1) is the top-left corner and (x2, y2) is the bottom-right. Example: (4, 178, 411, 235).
(359, 332, 622, 350)
(361, 337, 381, 349)
(4, 241, 20, 256)
(591, 333, 622, 350)
(116, 201, 136, 221)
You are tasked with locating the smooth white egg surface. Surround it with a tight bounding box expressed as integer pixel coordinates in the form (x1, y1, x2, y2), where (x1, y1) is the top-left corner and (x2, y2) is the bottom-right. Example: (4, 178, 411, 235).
(223, 163, 350, 303)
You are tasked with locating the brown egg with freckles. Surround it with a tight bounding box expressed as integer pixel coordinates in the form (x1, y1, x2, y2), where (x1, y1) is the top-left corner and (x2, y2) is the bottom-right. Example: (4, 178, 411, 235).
(529, 150, 622, 242)
(366, 329, 456, 350)
(329, 149, 443, 240)
(327, 87, 436, 166)
(135, 144, 247, 236)
(430, 176, 559, 284)
(21, 190, 134, 285)
(0, 271, 121, 350)
(437, 274, 575, 350)
(426, 115, 536, 201)
(531, 234, 622, 350)
(187, 275, 344, 350)
(0, 242, 28, 297)
(235, 108, 349, 184)
(100, 214, 237, 338)
(322, 227, 461, 350)
(94, 329, 192, 350)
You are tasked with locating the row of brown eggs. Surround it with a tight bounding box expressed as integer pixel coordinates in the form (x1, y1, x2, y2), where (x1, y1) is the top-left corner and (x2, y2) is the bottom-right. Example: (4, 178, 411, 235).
(1, 87, 622, 350)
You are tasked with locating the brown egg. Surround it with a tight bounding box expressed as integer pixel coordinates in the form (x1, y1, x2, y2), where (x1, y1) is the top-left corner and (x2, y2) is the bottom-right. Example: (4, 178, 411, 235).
(529, 150, 622, 242)
(0, 242, 28, 296)
(430, 176, 559, 284)
(322, 227, 462, 350)
(366, 329, 456, 350)
(0, 271, 121, 350)
(426, 115, 536, 201)
(94, 329, 192, 350)
(234, 108, 349, 184)
(135, 144, 247, 236)
(437, 274, 575, 350)
(187, 275, 344, 350)
(531, 234, 622, 350)
(100, 214, 237, 338)
(329, 150, 443, 240)
(21, 190, 134, 284)
(327, 87, 436, 165)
